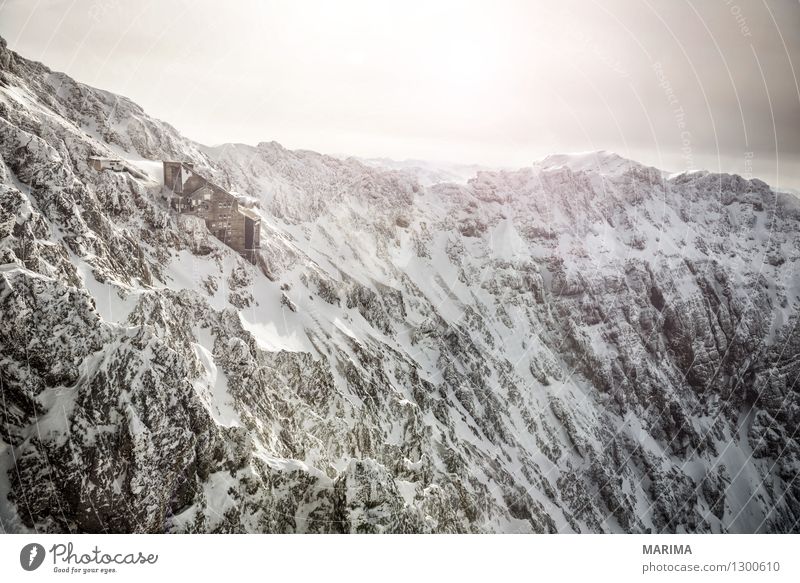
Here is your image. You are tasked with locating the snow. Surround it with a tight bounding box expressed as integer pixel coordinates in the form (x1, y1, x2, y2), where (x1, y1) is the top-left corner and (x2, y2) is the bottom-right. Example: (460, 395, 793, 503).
(170, 469, 240, 530)
(537, 150, 646, 176)
(75, 260, 140, 324)
(487, 217, 528, 262)
(395, 479, 417, 506)
(357, 156, 496, 186)
(192, 326, 242, 428)
(0, 438, 30, 534)
(125, 158, 163, 183)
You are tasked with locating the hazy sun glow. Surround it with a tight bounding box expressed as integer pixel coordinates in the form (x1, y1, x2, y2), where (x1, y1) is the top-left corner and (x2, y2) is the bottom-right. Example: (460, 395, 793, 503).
(1, 0, 798, 186)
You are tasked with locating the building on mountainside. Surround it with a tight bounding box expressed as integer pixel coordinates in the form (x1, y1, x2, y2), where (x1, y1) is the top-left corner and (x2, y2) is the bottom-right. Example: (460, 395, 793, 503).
(88, 156, 126, 172)
(162, 161, 261, 263)
(88, 156, 147, 179)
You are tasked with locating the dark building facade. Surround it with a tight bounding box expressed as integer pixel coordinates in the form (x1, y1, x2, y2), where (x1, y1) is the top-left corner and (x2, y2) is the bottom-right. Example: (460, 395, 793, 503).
(162, 161, 261, 262)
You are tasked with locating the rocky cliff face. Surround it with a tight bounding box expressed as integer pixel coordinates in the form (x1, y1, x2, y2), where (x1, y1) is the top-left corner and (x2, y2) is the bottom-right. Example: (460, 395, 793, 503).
(0, 37, 798, 534)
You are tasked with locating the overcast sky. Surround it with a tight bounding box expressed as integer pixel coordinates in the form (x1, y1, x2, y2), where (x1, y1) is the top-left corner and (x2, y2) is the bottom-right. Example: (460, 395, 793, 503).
(1, 0, 799, 187)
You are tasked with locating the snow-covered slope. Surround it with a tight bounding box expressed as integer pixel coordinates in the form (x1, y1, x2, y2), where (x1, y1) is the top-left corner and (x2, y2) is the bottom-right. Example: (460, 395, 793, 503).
(357, 157, 495, 186)
(1, 36, 798, 533)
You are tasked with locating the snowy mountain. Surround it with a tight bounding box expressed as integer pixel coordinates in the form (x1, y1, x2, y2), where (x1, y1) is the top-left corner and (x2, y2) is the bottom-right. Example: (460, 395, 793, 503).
(356, 156, 495, 186)
(1, 36, 798, 534)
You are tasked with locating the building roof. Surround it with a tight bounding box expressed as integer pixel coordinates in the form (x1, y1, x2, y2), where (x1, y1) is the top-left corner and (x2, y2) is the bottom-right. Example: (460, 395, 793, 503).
(167, 161, 259, 213)
(237, 206, 261, 221)
(178, 163, 235, 198)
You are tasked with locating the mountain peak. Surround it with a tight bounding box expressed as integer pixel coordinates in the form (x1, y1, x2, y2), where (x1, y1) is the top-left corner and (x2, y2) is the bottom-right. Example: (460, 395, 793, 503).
(535, 150, 653, 177)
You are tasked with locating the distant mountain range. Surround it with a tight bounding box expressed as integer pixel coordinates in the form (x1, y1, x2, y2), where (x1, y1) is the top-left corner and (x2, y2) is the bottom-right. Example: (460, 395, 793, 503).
(353, 156, 497, 186)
